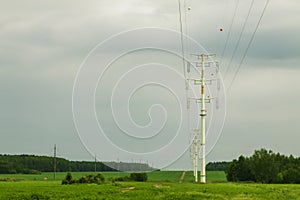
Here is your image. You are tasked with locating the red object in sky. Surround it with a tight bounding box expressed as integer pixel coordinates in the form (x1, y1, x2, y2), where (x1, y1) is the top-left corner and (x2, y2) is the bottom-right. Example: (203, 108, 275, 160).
(220, 28, 223, 32)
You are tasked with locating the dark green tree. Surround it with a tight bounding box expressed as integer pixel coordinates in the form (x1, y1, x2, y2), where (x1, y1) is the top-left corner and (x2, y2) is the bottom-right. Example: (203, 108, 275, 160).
(226, 159, 239, 182)
(282, 167, 300, 183)
(250, 149, 279, 183)
(237, 156, 254, 181)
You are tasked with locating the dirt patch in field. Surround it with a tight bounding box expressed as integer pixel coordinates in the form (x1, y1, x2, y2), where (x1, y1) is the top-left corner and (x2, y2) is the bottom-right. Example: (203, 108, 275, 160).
(179, 171, 186, 182)
(121, 186, 135, 193)
(154, 184, 170, 189)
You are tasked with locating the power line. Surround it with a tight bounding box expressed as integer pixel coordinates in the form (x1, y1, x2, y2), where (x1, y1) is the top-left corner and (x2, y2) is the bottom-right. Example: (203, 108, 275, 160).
(216, 0, 230, 57)
(220, 0, 240, 63)
(183, 0, 191, 58)
(224, 0, 255, 79)
(227, 0, 270, 92)
(182, 0, 193, 155)
(178, 0, 186, 78)
(178, 0, 193, 167)
(184, 0, 188, 38)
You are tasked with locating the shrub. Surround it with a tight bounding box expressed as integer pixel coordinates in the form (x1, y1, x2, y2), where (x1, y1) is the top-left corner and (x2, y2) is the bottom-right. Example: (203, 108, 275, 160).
(62, 172, 73, 185)
(78, 176, 87, 183)
(63, 173, 105, 185)
(115, 176, 131, 182)
(61, 179, 68, 185)
(130, 172, 147, 182)
(94, 173, 105, 184)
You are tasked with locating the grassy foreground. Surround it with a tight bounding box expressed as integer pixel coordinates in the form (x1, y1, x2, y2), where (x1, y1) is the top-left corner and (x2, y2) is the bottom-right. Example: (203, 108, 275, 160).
(0, 181, 299, 200)
(0, 171, 227, 182)
(0, 171, 299, 199)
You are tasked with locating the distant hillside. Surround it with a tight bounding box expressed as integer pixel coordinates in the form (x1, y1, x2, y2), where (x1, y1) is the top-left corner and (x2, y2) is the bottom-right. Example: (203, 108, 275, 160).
(0, 154, 155, 174)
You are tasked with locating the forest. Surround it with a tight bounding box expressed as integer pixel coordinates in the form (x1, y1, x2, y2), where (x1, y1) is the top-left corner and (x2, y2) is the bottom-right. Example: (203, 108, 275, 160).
(0, 154, 154, 174)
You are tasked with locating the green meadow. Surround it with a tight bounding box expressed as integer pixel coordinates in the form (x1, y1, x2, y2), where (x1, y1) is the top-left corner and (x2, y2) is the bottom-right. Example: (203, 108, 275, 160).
(0, 171, 227, 182)
(0, 171, 299, 199)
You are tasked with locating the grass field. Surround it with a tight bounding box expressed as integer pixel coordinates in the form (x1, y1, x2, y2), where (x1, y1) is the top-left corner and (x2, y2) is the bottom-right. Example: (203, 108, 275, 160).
(0, 171, 227, 182)
(0, 181, 299, 200)
(0, 171, 299, 199)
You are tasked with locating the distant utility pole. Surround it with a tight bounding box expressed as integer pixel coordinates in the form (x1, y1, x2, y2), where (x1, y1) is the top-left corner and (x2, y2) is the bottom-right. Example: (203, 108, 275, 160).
(53, 144, 57, 181)
(117, 158, 120, 176)
(189, 53, 216, 184)
(94, 154, 97, 173)
(140, 159, 142, 172)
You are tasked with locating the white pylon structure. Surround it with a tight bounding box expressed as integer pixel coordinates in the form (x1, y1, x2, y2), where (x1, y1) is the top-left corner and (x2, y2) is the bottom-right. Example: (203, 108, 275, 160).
(53, 144, 57, 181)
(188, 53, 217, 183)
(192, 129, 199, 182)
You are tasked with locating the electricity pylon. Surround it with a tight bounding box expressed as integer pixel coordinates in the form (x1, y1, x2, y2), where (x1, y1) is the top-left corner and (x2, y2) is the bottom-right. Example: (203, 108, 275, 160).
(53, 144, 57, 181)
(188, 53, 216, 183)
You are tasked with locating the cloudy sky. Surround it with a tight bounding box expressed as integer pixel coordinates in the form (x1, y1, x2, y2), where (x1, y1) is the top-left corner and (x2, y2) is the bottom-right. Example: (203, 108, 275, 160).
(1, 0, 299, 169)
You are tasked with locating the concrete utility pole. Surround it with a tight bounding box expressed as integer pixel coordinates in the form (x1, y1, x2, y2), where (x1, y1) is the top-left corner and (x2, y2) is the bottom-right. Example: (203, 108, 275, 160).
(94, 154, 97, 173)
(53, 144, 57, 181)
(189, 53, 216, 183)
(200, 54, 207, 183)
(193, 129, 199, 182)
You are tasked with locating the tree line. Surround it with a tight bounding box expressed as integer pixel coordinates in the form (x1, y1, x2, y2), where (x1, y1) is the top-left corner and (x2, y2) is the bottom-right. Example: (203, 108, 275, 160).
(0, 154, 154, 174)
(206, 161, 228, 171)
(226, 148, 300, 183)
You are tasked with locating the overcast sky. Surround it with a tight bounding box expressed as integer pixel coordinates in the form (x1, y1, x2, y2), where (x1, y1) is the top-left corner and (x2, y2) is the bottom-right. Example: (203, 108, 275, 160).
(1, 0, 300, 170)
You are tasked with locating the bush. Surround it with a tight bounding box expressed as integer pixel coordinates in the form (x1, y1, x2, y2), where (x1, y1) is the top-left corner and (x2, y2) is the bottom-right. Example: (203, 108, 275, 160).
(61, 179, 68, 185)
(130, 172, 147, 182)
(62, 172, 73, 185)
(114, 173, 147, 182)
(78, 176, 87, 184)
(94, 173, 105, 183)
(115, 176, 131, 182)
(63, 173, 105, 185)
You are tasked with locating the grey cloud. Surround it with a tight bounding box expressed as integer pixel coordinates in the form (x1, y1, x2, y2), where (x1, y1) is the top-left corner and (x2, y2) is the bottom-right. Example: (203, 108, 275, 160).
(0, 0, 299, 167)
